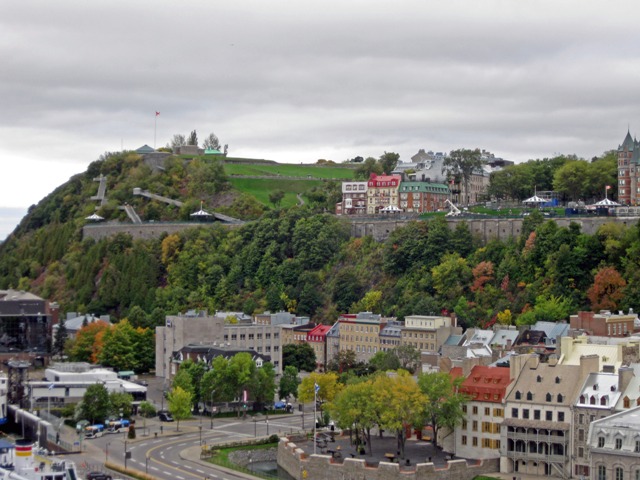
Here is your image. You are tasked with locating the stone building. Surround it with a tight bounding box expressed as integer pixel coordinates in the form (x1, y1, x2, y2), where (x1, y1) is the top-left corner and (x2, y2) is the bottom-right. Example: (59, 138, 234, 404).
(588, 405, 640, 480)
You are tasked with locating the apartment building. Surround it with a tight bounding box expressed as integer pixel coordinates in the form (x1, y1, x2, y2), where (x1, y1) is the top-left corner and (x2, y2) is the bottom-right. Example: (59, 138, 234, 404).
(307, 324, 331, 371)
(335, 181, 368, 215)
(500, 354, 598, 478)
(456, 365, 510, 459)
(366, 173, 402, 214)
(401, 315, 461, 353)
(337, 313, 383, 363)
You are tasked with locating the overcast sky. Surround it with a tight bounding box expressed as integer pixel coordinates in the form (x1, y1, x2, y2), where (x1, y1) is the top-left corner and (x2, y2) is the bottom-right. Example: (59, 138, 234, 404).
(2, 1, 639, 239)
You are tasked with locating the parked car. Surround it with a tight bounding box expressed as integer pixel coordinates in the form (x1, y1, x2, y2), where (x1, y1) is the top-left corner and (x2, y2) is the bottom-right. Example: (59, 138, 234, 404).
(158, 412, 174, 422)
(86, 472, 112, 480)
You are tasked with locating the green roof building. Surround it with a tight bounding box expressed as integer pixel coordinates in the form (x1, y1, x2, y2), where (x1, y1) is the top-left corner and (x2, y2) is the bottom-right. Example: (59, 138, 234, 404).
(399, 181, 450, 213)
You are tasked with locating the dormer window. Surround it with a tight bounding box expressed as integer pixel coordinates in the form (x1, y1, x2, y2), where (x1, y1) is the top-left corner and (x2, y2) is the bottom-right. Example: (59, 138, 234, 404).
(601, 396, 608, 406)
(580, 395, 586, 403)
(527, 392, 533, 401)
(546, 393, 552, 402)
(594, 384, 599, 391)
(555, 376, 561, 384)
(537, 375, 542, 382)
(557, 394, 564, 402)
(515, 391, 522, 400)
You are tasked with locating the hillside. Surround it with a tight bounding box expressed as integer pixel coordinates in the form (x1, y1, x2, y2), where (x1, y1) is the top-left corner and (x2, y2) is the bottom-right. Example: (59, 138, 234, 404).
(0, 149, 638, 332)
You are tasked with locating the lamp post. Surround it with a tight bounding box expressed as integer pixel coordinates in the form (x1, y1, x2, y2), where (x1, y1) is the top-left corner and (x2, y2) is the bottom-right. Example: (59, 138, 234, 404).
(199, 425, 202, 445)
(145, 455, 149, 474)
(209, 390, 215, 429)
(105, 441, 111, 463)
(124, 439, 128, 470)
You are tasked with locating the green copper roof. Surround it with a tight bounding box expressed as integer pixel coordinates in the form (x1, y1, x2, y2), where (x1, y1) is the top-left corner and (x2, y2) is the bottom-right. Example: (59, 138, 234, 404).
(399, 181, 450, 193)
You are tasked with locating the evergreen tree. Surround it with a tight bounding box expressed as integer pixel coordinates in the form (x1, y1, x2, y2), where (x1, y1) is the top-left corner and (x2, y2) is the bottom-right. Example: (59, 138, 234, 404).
(53, 318, 68, 357)
(187, 130, 198, 146)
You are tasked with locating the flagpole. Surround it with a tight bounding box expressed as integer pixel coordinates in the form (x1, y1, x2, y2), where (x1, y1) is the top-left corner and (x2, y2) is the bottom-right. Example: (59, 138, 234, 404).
(314, 385, 317, 455)
(154, 112, 157, 150)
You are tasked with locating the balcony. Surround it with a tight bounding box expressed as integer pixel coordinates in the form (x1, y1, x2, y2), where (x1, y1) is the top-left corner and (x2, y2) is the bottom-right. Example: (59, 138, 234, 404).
(507, 432, 568, 445)
(504, 450, 567, 464)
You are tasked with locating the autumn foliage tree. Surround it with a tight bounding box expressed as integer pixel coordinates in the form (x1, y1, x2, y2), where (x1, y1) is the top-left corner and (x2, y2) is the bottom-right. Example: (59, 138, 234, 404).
(67, 320, 110, 363)
(587, 266, 627, 312)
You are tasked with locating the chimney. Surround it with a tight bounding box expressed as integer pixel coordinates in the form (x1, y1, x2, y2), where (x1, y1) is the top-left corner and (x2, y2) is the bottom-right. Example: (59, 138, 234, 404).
(506, 339, 513, 350)
(580, 354, 600, 381)
(619, 366, 635, 393)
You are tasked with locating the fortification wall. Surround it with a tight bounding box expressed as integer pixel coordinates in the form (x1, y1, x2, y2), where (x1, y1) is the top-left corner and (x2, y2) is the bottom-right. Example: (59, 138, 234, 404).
(84, 216, 639, 243)
(348, 215, 640, 243)
(82, 222, 240, 241)
(277, 437, 499, 480)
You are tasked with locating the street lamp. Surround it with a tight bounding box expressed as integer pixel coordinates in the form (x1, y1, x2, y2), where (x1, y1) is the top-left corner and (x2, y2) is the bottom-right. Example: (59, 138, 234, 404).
(124, 439, 128, 470)
(199, 425, 202, 445)
(105, 441, 111, 463)
(209, 390, 215, 429)
(145, 455, 149, 474)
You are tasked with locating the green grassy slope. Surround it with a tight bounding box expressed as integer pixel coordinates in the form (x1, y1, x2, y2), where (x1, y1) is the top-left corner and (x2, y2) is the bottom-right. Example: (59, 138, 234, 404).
(224, 162, 356, 179)
(228, 178, 325, 207)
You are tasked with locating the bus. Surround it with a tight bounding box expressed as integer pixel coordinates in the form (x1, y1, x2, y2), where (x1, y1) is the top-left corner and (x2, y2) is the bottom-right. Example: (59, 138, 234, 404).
(84, 424, 104, 439)
(106, 419, 130, 434)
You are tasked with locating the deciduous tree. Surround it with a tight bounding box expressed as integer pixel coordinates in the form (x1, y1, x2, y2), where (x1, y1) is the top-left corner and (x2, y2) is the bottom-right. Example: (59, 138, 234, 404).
(278, 366, 300, 401)
(587, 266, 626, 312)
(443, 148, 483, 206)
(167, 386, 193, 431)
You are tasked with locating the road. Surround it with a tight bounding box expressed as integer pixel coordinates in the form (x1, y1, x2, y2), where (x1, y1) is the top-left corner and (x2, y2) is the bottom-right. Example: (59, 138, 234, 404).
(82, 411, 308, 480)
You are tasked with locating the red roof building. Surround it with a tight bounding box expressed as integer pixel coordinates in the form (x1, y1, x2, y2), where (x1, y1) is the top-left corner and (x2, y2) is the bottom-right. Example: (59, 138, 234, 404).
(307, 324, 331, 371)
(456, 365, 511, 460)
(366, 173, 402, 214)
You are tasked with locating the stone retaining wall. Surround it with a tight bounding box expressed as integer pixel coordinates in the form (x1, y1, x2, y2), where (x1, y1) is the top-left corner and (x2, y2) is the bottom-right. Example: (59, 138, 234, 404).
(228, 447, 277, 467)
(277, 437, 499, 480)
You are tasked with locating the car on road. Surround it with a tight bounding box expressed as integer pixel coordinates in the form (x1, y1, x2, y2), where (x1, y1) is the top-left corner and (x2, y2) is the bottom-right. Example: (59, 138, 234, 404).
(158, 412, 174, 422)
(86, 472, 112, 480)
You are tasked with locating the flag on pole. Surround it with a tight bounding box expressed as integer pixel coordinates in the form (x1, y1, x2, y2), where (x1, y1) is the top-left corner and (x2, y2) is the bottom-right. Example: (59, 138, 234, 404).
(606, 185, 611, 190)
(314, 383, 320, 394)
(155, 111, 160, 116)
(243, 390, 248, 402)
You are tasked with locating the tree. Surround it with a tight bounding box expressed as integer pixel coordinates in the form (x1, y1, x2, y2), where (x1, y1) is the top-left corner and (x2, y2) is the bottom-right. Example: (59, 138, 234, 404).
(282, 343, 317, 372)
(368, 350, 401, 372)
(187, 130, 198, 146)
(587, 266, 627, 312)
(379, 152, 400, 174)
(138, 401, 156, 418)
(417, 372, 467, 448)
(431, 253, 472, 305)
(176, 359, 205, 410)
(391, 345, 421, 374)
(53, 318, 68, 357)
(251, 362, 277, 409)
(202, 132, 221, 150)
(68, 320, 110, 363)
(327, 349, 357, 373)
(354, 157, 383, 179)
(109, 391, 133, 418)
(553, 160, 589, 201)
(77, 383, 110, 424)
(167, 386, 193, 431)
(374, 371, 425, 459)
(98, 320, 138, 372)
(298, 372, 341, 406)
(443, 148, 483, 206)
(169, 134, 186, 150)
(269, 190, 285, 208)
(328, 380, 378, 455)
(279, 366, 301, 401)
(172, 366, 196, 399)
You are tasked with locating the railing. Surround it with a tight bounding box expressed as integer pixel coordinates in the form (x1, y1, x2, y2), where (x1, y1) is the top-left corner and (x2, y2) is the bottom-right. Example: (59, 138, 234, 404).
(507, 432, 568, 443)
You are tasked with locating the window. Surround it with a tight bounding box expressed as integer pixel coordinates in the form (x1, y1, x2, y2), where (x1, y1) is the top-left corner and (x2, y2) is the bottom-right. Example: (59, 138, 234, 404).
(485, 407, 490, 416)
(512, 408, 518, 418)
(523, 409, 529, 419)
(578, 429, 584, 441)
(558, 412, 565, 422)
(546, 411, 553, 421)
(515, 391, 522, 400)
(534, 410, 541, 420)
(546, 393, 552, 402)
(557, 394, 564, 402)
(598, 465, 606, 480)
(494, 408, 504, 417)
(462, 405, 467, 414)
(635, 440, 640, 453)
(616, 438, 623, 450)
(578, 447, 584, 458)
(482, 438, 491, 448)
(473, 406, 479, 415)
(472, 421, 478, 432)
(527, 392, 533, 401)
(616, 467, 623, 480)
(579, 414, 584, 424)
(598, 437, 605, 448)
(461, 435, 467, 445)
(462, 420, 467, 430)
(240, 334, 246, 340)
(472, 437, 478, 447)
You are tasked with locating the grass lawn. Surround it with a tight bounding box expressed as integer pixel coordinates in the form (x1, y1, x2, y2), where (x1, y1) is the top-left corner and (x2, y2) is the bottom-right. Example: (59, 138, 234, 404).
(224, 162, 356, 179)
(229, 178, 324, 207)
